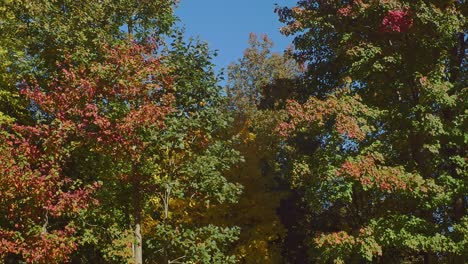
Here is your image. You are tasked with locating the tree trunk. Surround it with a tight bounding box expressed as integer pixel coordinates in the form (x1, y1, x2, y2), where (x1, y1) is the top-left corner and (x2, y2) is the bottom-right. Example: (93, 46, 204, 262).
(424, 252, 436, 264)
(134, 222, 143, 264)
(133, 178, 143, 264)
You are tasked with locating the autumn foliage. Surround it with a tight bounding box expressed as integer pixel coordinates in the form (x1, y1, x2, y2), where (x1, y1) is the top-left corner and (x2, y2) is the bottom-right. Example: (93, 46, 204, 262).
(1, 41, 174, 262)
(380, 8, 413, 33)
(0, 0, 466, 263)
(0, 134, 97, 263)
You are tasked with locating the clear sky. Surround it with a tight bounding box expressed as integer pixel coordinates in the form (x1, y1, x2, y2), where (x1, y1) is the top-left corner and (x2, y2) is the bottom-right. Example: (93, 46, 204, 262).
(175, 0, 297, 77)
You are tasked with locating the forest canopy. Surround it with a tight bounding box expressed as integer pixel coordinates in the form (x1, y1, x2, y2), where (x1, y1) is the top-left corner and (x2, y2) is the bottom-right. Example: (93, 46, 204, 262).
(0, 0, 466, 263)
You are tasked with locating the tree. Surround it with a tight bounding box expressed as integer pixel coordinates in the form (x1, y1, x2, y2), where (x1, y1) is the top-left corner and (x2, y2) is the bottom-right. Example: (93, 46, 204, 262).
(138, 34, 244, 264)
(0, 0, 176, 261)
(276, 0, 466, 263)
(2, 1, 245, 263)
(226, 33, 301, 111)
(10, 41, 174, 263)
(63, 36, 243, 263)
(222, 34, 305, 263)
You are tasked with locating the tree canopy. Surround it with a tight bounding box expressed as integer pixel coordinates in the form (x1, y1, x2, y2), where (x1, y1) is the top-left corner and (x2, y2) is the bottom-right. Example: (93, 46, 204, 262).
(0, 0, 466, 263)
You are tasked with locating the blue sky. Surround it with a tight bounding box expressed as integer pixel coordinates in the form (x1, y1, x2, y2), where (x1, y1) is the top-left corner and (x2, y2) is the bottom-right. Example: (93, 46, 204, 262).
(175, 0, 297, 76)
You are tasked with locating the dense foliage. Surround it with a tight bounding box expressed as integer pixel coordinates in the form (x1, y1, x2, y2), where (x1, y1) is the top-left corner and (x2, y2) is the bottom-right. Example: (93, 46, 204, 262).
(1, 1, 241, 263)
(276, 0, 467, 263)
(0, 0, 466, 263)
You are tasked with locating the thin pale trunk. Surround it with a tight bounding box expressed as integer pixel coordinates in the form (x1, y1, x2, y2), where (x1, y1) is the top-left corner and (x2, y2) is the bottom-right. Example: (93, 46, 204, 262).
(163, 185, 171, 263)
(163, 183, 171, 220)
(133, 178, 143, 264)
(134, 222, 143, 264)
